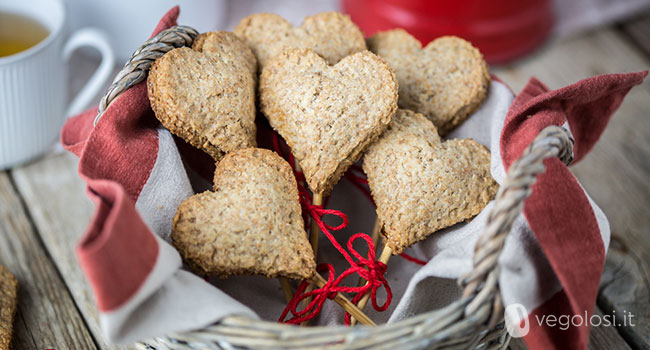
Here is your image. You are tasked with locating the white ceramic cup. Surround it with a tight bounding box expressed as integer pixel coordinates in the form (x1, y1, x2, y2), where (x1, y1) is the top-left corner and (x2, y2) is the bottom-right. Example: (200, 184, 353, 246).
(0, 0, 114, 169)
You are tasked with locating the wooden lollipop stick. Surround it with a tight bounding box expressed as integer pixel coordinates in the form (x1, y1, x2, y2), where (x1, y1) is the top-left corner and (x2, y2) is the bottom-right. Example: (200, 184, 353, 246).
(350, 243, 392, 326)
(279, 278, 294, 303)
(309, 192, 323, 254)
(291, 161, 371, 326)
(369, 218, 382, 248)
(356, 218, 382, 288)
(309, 273, 376, 326)
(301, 191, 323, 325)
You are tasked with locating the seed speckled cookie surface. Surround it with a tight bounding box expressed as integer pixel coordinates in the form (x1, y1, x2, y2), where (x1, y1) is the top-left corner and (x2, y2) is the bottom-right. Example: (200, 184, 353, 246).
(171, 148, 315, 280)
(260, 48, 398, 195)
(363, 109, 497, 254)
(0, 265, 17, 350)
(367, 30, 489, 135)
(192, 31, 258, 80)
(234, 12, 366, 69)
(147, 31, 257, 162)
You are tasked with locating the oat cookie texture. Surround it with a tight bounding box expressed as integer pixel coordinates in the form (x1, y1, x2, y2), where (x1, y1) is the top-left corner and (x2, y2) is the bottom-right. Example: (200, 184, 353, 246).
(260, 48, 398, 195)
(171, 148, 315, 280)
(363, 109, 497, 254)
(0, 265, 17, 350)
(368, 30, 489, 136)
(148, 31, 257, 161)
(234, 12, 366, 69)
(192, 31, 258, 80)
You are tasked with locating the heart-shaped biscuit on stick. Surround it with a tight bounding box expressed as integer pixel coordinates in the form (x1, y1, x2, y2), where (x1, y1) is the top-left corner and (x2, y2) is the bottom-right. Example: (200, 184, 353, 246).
(171, 148, 375, 325)
(368, 30, 490, 136)
(350, 109, 497, 324)
(261, 49, 397, 304)
(260, 48, 398, 195)
(148, 31, 257, 162)
(172, 148, 315, 280)
(234, 12, 366, 69)
(364, 109, 497, 254)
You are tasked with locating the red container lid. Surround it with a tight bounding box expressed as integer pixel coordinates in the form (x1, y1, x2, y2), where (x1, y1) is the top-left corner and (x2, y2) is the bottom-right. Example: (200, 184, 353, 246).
(342, 0, 553, 64)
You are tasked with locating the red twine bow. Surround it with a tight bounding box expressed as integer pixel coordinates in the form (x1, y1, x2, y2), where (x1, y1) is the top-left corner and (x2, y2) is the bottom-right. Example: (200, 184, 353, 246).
(278, 233, 392, 325)
(283, 176, 393, 325)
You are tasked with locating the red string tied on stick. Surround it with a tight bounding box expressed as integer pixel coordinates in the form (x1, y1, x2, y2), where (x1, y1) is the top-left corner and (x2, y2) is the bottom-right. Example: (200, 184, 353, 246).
(271, 131, 393, 325)
(345, 233, 391, 324)
(278, 238, 393, 325)
(278, 264, 338, 325)
(279, 202, 392, 325)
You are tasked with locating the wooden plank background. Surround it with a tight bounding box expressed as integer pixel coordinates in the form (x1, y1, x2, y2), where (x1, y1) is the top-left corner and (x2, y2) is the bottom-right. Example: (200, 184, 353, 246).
(11, 155, 131, 350)
(0, 173, 97, 349)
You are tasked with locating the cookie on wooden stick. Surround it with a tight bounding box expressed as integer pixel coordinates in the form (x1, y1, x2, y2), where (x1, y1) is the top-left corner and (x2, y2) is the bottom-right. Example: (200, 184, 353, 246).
(351, 109, 498, 323)
(172, 148, 315, 280)
(260, 48, 398, 319)
(260, 48, 398, 196)
(368, 30, 490, 136)
(171, 148, 374, 325)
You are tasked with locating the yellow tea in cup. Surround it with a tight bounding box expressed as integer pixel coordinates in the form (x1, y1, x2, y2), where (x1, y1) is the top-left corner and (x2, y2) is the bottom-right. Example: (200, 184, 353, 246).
(0, 11, 49, 57)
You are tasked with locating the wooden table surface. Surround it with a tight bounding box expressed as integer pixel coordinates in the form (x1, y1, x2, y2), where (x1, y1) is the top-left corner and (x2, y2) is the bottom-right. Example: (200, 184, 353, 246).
(1, 14, 649, 350)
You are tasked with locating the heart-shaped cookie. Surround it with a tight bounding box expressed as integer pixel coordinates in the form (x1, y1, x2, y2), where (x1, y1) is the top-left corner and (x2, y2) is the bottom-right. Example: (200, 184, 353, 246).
(234, 12, 366, 69)
(363, 109, 497, 254)
(367, 30, 490, 136)
(147, 31, 257, 162)
(260, 48, 398, 194)
(171, 148, 315, 280)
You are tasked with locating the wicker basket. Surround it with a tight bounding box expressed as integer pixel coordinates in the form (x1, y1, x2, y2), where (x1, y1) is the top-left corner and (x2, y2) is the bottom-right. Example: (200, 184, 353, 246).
(95, 26, 574, 350)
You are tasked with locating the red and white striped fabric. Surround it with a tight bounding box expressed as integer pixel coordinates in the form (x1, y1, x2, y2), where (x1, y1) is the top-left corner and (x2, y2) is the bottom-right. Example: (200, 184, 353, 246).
(388, 72, 646, 350)
(60, 6, 646, 348)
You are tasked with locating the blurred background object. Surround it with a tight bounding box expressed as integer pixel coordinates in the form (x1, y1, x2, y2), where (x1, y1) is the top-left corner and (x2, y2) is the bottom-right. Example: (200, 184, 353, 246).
(342, 0, 552, 64)
(225, 0, 650, 64)
(342, 0, 650, 63)
(0, 0, 113, 169)
(2, 0, 648, 169)
(61, 0, 650, 65)
(63, 0, 227, 62)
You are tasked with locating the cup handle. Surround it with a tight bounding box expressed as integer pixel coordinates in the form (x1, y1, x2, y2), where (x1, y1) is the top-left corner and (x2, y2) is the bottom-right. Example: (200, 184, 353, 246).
(63, 28, 115, 117)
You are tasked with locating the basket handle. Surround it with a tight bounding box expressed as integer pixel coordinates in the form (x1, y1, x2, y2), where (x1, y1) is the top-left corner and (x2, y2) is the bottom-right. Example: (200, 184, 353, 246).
(459, 125, 574, 327)
(93, 25, 199, 126)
